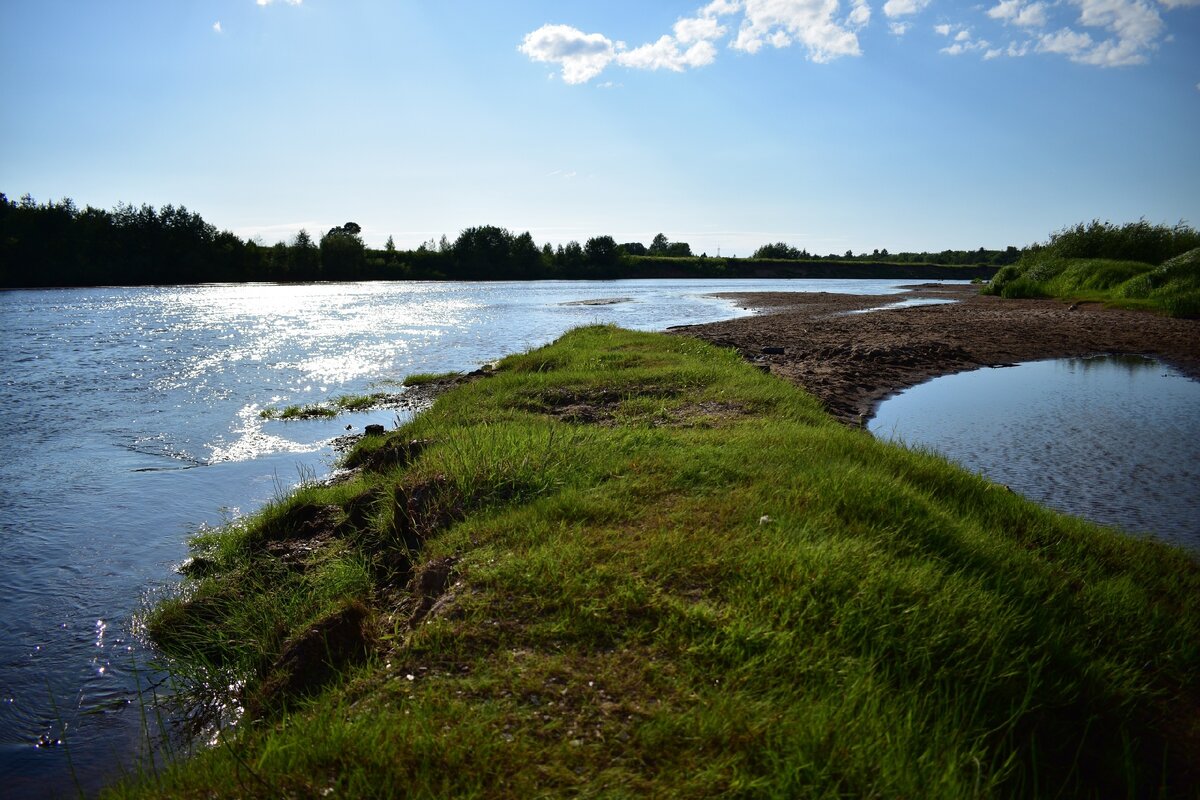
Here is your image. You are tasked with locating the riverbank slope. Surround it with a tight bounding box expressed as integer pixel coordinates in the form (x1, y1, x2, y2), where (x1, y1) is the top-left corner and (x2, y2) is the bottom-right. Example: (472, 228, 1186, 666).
(114, 326, 1198, 798)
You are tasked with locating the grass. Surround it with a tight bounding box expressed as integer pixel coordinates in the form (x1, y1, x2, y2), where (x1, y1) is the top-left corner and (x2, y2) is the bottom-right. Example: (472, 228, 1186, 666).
(984, 221, 1200, 318)
(401, 371, 464, 387)
(115, 326, 1200, 798)
(259, 393, 396, 420)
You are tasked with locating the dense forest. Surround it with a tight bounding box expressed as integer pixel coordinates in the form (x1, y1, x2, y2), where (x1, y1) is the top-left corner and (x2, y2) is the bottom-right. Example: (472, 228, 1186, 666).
(0, 193, 1014, 288)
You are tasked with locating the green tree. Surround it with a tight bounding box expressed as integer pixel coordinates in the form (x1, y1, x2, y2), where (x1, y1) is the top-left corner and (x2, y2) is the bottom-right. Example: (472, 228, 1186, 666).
(452, 225, 513, 278)
(320, 222, 366, 278)
(584, 235, 619, 270)
(291, 228, 320, 278)
(753, 242, 802, 259)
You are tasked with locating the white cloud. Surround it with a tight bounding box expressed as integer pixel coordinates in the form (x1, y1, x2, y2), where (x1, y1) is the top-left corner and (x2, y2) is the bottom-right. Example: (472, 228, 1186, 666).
(889, 21, 912, 35)
(257, 0, 302, 6)
(1037, 27, 1095, 55)
(674, 15, 727, 43)
(938, 0, 1182, 67)
(617, 36, 718, 72)
(937, 24, 992, 54)
(987, 0, 1050, 27)
(212, 20, 222, 34)
(518, 24, 617, 84)
(1032, 0, 1166, 67)
(883, 0, 933, 17)
(730, 0, 867, 62)
(703, 0, 744, 14)
(849, 0, 872, 27)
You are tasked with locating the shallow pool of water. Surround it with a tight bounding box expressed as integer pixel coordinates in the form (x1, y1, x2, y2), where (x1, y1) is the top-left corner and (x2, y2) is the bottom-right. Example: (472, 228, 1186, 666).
(844, 297, 957, 314)
(869, 355, 1200, 552)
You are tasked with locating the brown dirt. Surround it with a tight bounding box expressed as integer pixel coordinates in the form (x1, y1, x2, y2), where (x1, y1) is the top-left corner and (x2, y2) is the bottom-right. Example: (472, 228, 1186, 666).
(671, 284, 1200, 426)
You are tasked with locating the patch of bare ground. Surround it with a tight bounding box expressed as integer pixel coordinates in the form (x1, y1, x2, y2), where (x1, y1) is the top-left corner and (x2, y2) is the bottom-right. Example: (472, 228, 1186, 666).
(672, 283, 1200, 425)
(519, 386, 749, 428)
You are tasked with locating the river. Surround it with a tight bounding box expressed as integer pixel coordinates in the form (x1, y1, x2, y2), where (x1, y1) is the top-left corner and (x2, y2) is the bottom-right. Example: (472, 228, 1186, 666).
(0, 278, 925, 798)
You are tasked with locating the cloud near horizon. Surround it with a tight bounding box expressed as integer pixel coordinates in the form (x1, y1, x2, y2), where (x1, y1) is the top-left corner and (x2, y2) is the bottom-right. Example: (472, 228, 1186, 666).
(521, 0, 1196, 82)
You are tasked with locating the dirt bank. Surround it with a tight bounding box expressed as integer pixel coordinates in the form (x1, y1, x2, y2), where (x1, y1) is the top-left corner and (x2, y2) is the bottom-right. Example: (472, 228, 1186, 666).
(672, 284, 1200, 425)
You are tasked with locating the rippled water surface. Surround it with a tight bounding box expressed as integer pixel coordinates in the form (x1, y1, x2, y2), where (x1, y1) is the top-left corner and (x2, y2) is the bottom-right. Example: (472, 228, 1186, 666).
(870, 355, 1200, 551)
(0, 278, 930, 797)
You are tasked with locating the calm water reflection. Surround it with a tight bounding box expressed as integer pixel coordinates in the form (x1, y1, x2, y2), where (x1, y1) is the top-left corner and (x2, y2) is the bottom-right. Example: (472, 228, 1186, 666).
(870, 355, 1200, 552)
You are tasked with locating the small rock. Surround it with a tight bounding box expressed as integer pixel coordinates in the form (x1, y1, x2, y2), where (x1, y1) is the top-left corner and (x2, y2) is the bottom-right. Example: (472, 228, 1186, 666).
(761, 346, 786, 355)
(364, 424, 386, 436)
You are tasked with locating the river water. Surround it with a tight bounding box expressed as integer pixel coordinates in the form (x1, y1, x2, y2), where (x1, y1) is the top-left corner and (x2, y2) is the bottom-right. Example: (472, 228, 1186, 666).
(0, 278, 925, 797)
(870, 355, 1200, 551)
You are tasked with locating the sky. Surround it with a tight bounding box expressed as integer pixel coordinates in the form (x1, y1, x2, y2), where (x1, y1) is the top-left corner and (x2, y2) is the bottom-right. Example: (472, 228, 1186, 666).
(1, 0, 1198, 257)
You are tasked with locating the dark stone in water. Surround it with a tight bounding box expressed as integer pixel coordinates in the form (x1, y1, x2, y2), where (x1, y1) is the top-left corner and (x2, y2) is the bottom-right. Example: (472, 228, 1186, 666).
(364, 424, 386, 436)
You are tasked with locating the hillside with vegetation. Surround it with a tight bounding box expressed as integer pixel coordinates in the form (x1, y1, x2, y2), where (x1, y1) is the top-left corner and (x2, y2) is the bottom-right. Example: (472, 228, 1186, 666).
(984, 220, 1200, 318)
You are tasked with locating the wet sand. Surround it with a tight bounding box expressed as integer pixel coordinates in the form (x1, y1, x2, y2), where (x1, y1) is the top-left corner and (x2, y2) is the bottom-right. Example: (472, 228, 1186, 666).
(672, 284, 1200, 425)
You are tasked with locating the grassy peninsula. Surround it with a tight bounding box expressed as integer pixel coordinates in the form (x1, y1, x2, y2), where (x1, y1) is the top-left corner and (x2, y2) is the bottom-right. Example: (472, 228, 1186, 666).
(119, 327, 1198, 798)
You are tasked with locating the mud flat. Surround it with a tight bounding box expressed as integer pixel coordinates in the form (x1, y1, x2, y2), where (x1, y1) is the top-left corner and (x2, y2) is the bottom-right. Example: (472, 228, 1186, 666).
(673, 283, 1200, 425)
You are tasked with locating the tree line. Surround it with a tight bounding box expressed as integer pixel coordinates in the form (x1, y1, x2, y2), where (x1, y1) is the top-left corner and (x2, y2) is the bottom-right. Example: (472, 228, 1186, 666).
(0, 193, 1004, 288)
(752, 241, 1021, 267)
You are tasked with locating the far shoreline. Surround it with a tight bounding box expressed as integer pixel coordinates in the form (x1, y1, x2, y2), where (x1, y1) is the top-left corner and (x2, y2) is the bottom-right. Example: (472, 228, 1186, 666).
(672, 283, 1200, 426)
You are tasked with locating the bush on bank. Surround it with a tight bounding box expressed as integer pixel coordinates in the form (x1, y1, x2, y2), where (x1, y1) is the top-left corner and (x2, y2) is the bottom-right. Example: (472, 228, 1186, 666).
(984, 221, 1200, 318)
(115, 326, 1199, 799)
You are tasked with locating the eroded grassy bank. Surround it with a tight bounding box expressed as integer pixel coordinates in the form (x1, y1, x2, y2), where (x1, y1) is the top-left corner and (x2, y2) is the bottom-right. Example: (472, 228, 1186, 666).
(115, 326, 1199, 798)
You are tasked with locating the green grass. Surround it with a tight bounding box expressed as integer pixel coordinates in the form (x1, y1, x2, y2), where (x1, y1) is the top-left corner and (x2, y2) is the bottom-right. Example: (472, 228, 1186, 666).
(259, 393, 395, 420)
(401, 371, 464, 387)
(116, 326, 1200, 798)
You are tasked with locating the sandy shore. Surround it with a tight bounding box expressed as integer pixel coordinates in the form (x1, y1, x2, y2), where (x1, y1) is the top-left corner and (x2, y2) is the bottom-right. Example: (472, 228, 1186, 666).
(672, 284, 1200, 425)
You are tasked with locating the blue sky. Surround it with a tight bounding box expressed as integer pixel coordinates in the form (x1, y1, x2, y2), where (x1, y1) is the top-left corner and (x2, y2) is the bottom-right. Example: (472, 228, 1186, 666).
(2, 0, 1197, 256)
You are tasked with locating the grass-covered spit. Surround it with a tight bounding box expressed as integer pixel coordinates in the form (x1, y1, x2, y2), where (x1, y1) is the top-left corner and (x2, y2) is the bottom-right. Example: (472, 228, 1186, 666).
(118, 326, 1199, 798)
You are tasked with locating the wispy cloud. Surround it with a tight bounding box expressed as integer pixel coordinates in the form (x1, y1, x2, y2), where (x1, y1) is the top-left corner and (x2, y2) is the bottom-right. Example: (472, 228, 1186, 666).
(522, 0, 1197, 81)
(520, 0, 873, 84)
(954, 0, 1176, 66)
(256, 0, 302, 6)
(212, 20, 223, 34)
